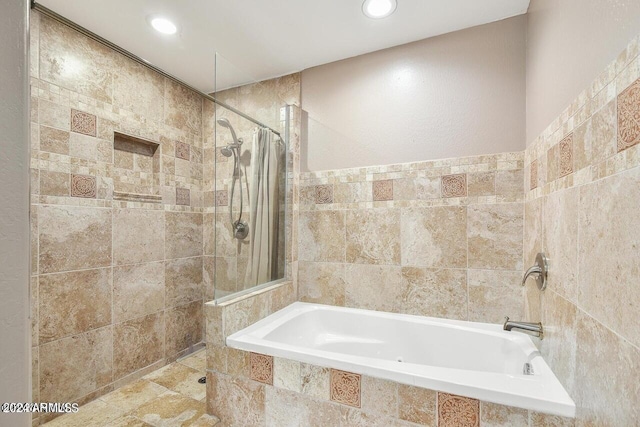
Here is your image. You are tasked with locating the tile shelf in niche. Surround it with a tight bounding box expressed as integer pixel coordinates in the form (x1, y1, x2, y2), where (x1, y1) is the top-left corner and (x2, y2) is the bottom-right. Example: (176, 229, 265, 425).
(113, 132, 161, 202)
(113, 131, 160, 157)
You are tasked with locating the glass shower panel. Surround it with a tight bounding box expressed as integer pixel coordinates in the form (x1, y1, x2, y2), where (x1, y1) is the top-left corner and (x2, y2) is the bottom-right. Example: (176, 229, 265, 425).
(211, 53, 289, 301)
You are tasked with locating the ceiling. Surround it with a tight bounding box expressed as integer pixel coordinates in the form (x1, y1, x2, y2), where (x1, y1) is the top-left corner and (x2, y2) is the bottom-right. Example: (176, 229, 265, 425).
(38, 0, 530, 92)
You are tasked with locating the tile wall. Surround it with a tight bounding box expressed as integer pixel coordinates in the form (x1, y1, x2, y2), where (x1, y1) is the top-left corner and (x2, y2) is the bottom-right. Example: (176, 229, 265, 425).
(523, 34, 640, 426)
(30, 11, 208, 424)
(296, 153, 525, 323)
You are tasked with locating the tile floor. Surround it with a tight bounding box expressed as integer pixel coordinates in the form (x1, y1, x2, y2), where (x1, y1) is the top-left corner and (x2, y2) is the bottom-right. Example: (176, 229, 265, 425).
(42, 350, 219, 427)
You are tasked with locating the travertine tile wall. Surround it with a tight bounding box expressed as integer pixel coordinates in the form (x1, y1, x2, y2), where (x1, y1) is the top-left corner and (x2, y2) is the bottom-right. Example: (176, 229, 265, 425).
(523, 34, 640, 426)
(208, 75, 301, 298)
(30, 11, 208, 424)
(296, 154, 525, 323)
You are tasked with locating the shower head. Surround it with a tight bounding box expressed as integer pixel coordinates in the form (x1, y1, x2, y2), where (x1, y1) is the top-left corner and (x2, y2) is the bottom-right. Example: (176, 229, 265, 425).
(220, 146, 233, 157)
(217, 118, 239, 144)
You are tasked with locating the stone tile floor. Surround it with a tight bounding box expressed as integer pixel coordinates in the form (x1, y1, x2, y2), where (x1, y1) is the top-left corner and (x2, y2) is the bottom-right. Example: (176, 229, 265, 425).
(42, 350, 219, 427)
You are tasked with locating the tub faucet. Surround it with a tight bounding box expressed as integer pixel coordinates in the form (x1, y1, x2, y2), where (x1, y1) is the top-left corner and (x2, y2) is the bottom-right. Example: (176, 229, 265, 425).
(503, 316, 543, 339)
(522, 253, 549, 291)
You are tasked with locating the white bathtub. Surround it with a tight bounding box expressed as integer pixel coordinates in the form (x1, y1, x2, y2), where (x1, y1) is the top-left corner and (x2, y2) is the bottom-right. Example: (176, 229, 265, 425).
(226, 302, 575, 418)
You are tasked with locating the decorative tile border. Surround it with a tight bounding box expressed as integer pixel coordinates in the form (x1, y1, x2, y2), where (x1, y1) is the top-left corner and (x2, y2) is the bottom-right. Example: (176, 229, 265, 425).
(249, 352, 273, 385)
(372, 180, 393, 201)
(314, 185, 333, 204)
(329, 369, 361, 408)
(442, 174, 467, 198)
(559, 134, 574, 177)
(175, 141, 191, 160)
(215, 190, 228, 207)
(617, 79, 640, 152)
(70, 174, 96, 198)
(70, 109, 96, 137)
(530, 160, 538, 190)
(437, 392, 480, 427)
(176, 188, 190, 206)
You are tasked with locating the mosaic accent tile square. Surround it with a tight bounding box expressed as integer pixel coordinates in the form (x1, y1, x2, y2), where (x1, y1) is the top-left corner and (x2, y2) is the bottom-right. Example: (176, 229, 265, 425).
(617, 78, 640, 152)
(330, 369, 361, 408)
(249, 352, 273, 385)
(175, 141, 191, 160)
(176, 188, 190, 206)
(215, 190, 228, 207)
(314, 185, 333, 204)
(437, 393, 479, 427)
(442, 174, 467, 198)
(559, 133, 574, 177)
(372, 180, 393, 201)
(70, 109, 97, 137)
(530, 160, 538, 190)
(70, 174, 96, 198)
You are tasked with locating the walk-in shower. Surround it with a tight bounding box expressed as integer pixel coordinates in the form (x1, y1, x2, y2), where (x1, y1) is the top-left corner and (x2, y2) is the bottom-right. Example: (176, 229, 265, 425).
(218, 118, 249, 240)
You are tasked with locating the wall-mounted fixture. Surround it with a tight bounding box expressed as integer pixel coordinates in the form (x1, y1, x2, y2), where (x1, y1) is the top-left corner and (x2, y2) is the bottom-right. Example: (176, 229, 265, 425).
(150, 17, 177, 35)
(362, 0, 398, 19)
(522, 252, 548, 291)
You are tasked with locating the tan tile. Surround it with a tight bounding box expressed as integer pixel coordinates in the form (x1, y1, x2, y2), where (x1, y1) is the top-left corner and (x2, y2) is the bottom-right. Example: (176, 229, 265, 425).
(301, 363, 330, 401)
(71, 174, 96, 198)
(559, 134, 574, 177)
(144, 362, 206, 401)
(360, 376, 397, 417)
(165, 300, 203, 359)
(69, 133, 101, 162)
(222, 294, 270, 336)
(176, 188, 191, 206)
(617, 78, 640, 152)
(400, 267, 467, 320)
(99, 379, 168, 413)
(530, 412, 575, 426)
(333, 181, 372, 203)
(206, 372, 265, 426)
(398, 384, 436, 426)
(226, 348, 249, 378)
(298, 210, 346, 262)
(41, 399, 127, 427)
(39, 268, 112, 343)
(578, 167, 640, 347)
(437, 393, 479, 427)
(330, 369, 361, 408)
(547, 144, 559, 182)
(179, 350, 206, 372)
(113, 208, 165, 265)
(39, 170, 70, 197)
(165, 257, 203, 307)
(314, 184, 333, 204)
(133, 391, 214, 426)
(107, 416, 155, 427)
(480, 402, 528, 427)
(468, 203, 523, 270)
(543, 187, 579, 302)
(574, 311, 640, 425)
(165, 212, 203, 259)
(346, 208, 401, 265)
(442, 174, 467, 197)
(113, 262, 164, 323)
(265, 386, 342, 427)
(273, 357, 301, 392)
(214, 257, 237, 293)
(164, 79, 203, 135)
(340, 407, 414, 427)
(345, 264, 404, 312)
(401, 207, 467, 268)
(114, 313, 165, 381)
(113, 57, 164, 122)
(39, 205, 112, 273)
(70, 109, 97, 137)
(530, 160, 538, 190)
(39, 99, 70, 130)
(468, 269, 522, 323)
(298, 261, 345, 306)
(39, 327, 113, 403)
(39, 125, 69, 155)
(372, 180, 393, 201)
(495, 169, 524, 199)
(249, 352, 273, 385)
(467, 172, 495, 197)
(213, 213, 235, 257)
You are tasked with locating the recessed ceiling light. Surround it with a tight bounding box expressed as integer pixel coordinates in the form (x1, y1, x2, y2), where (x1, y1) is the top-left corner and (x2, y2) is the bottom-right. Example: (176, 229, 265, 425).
(362, 0, 397, 19)
(151, 17, 177, 35)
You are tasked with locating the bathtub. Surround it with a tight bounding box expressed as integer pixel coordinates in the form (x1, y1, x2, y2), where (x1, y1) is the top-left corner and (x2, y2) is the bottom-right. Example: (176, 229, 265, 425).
(226, 302, 575, 418)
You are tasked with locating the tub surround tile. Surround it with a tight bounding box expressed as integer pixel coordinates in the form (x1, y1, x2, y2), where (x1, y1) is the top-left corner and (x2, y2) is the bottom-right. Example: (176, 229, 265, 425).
(39, 99, 70, 131)
(398, 384, 436, 426)
(360, 376, 397, 418)
(468, 203, 523, 271)
(547, 144, 559, 183)
(70, 109, 97, 137)
(530, 412, 576, 427)
(345, 264, 404, 313)
(273, 357, 301, 392)
(467, 172, 495, 197)
(495, 169, 524, 199)
(250, 353, 274, 385)
(617, 78, 640, 152)
(530, 160, 538, 190)
(39, 125, 70, 155)
(467, 269, 523, 323)
(345, 208, 401, 265)
(70, 174, 97, 198)
(437, 393, 480, 427)
(298, 210, 346, 262)
(314, 184, 333, 204)
(480, 401, 528, 427)
(372, 179, 393, 201)
(400, 267, 467, 320)
(441, 174, 467, 197)
(329, 369, 361, 408)
(207, 372, 265, 427)
(39, 170, 70, 197)
(301, 363, 330, 401)
(559, 134, 574, 177)
(265, 387, 342, 427)
(298, 261, 346, 306)
(113, 208, 164, 265)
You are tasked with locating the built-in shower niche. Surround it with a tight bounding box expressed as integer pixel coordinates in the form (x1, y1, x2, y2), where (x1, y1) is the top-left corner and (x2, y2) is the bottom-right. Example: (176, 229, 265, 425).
(112, 132, 162, 203)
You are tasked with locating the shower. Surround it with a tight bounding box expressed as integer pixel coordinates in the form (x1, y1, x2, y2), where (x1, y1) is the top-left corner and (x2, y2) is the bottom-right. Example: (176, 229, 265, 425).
(218, 118, 249, 239)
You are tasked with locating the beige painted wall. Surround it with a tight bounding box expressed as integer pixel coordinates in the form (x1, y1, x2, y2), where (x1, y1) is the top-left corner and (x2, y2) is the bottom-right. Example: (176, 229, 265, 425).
(301, 15, 526, 172)
(526, 0, 640, 144)
(0, 0, 31, 426)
